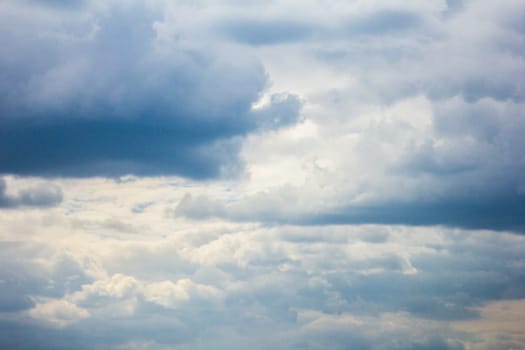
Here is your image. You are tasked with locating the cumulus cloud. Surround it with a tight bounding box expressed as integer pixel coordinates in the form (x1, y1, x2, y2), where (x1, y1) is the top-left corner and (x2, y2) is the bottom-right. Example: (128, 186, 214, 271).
(27, 299, 90, 328)
(0, 176, 523, 348)
(169, 0, 524, 231)
(0, 178, 62, 209)
(1, 0, 525, 349)
(111, 0, 519, 231)
(0, 241, 92, 319)
(1, 0, 524, 230)
(0, 1, 300, 179)
(0, 221, 524, 349)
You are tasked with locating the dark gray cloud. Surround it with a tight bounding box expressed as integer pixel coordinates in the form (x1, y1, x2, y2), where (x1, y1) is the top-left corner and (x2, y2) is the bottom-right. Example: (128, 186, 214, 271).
(174, 190, 525, 232)
(0, 3, 300, 179)
(0, 178, 62, 209)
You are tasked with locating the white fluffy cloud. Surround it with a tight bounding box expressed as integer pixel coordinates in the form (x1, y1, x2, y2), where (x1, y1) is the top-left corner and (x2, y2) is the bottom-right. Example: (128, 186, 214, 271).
(1, 197, 524, 348)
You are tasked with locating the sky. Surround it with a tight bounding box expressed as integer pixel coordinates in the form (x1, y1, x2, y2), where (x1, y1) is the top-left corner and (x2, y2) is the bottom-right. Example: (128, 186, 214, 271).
(0, 0, 524, 349)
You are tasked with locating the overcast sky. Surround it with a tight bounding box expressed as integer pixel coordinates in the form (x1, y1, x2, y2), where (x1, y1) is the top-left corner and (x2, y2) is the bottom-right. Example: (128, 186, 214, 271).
(1, 0, 524, 349)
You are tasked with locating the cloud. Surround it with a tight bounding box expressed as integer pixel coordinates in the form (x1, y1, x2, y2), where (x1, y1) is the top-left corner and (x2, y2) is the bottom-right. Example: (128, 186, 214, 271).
(217, 6, 425, 46)
(29, 0, 85, 9)
(1, 0, 523, 230)
(219, 18, 315, 45)
(452, 299, 525, 350)
(0, 241, 91, 315)
(169, 0, 525, 231)
(345, 9, 422, 36)
(445, 0, 464, 14)
(28, 299, 90, 328)
(0, 223, 524, 349)
(1, 0, 525, 349)
(0, 1, 300, 179)
(0, 178, 62, 209)
(174, 190, 525, 232)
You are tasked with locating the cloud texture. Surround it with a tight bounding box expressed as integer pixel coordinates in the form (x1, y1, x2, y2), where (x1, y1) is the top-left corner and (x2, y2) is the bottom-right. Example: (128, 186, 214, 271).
(0, 1, 299, 178)
(0, 178, 62, 209)
(0, 0, 524, 229)
(1, 192, 524, 349)
(1, 0, 525, 349)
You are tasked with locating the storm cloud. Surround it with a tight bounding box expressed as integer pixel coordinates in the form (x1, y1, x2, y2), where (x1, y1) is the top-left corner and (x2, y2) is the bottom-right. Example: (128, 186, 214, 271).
(0, 1, 299, 178)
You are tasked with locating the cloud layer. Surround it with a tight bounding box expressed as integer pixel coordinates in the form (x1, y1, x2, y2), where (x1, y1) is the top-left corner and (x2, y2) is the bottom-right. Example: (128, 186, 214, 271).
(0, 178, 62, 209)
(1, 0, 524, 230)
(1, 0, 525, 349)
(1, 200, 524, 349)
(168, 0, 525, 231)
(0, 1, 299, 178)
